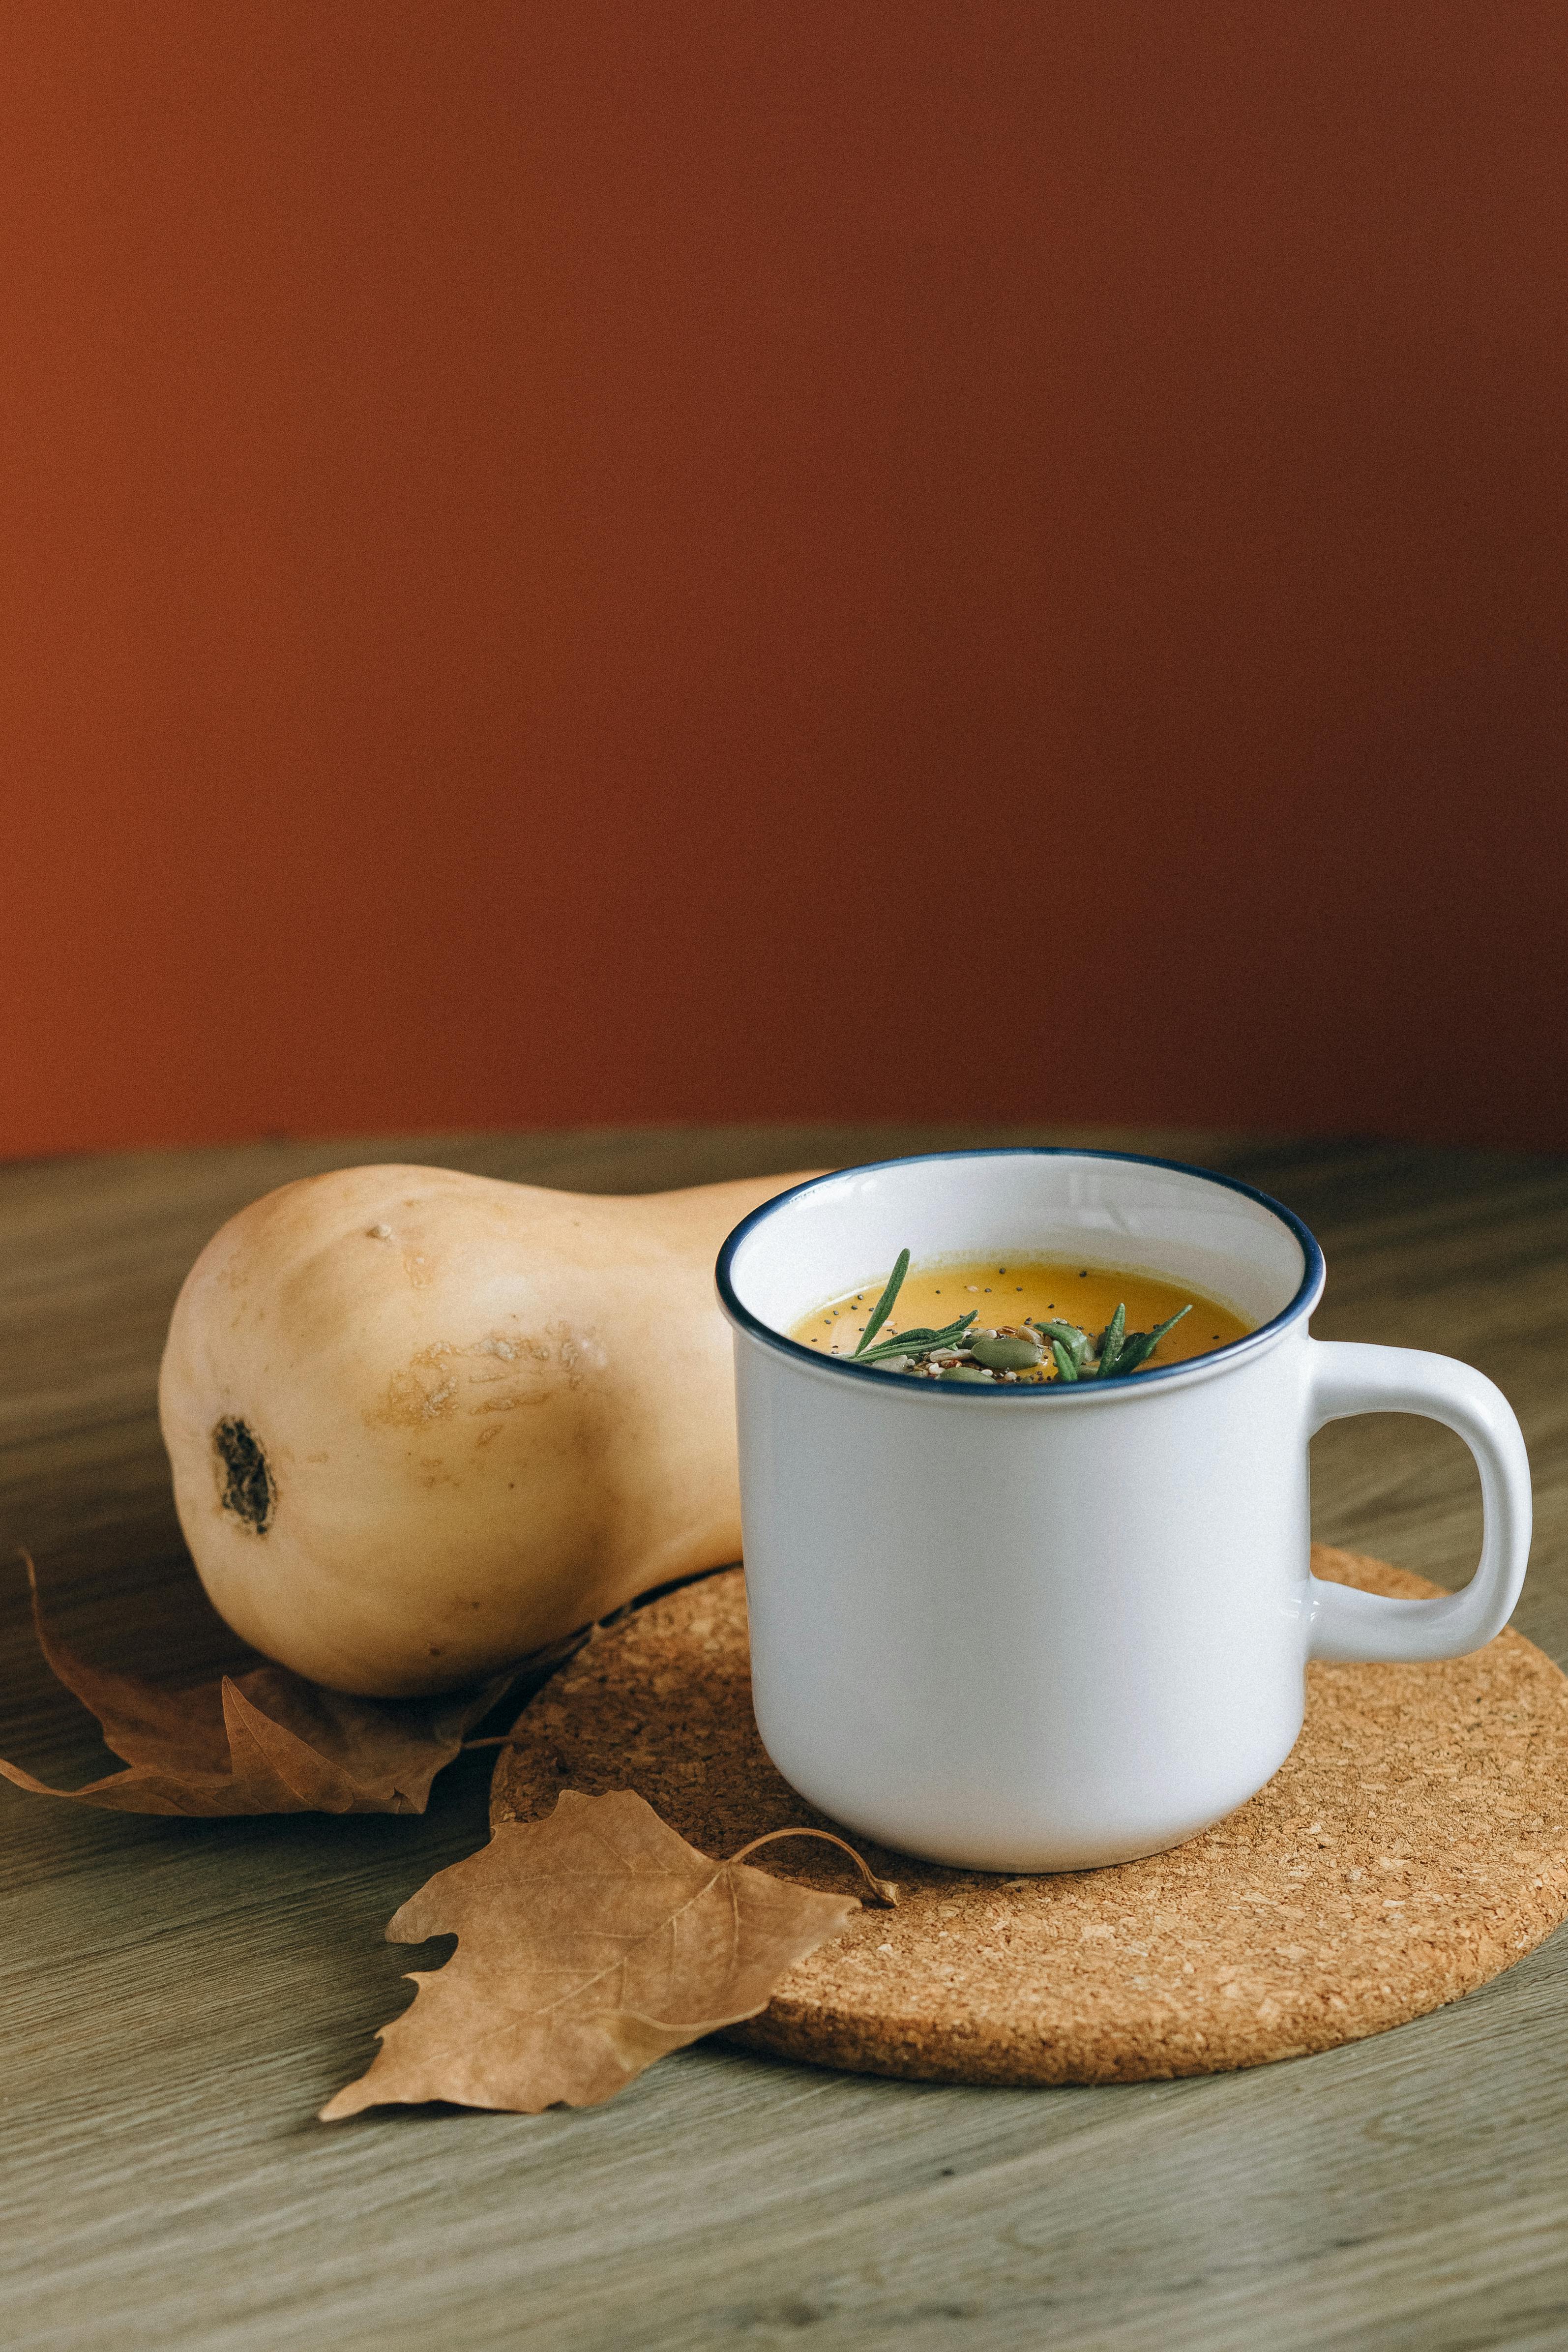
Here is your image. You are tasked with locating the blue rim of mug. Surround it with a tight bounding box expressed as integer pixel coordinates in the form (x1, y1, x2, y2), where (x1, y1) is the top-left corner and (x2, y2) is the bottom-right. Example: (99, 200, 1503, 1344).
(714, 1147, 1326, 1399)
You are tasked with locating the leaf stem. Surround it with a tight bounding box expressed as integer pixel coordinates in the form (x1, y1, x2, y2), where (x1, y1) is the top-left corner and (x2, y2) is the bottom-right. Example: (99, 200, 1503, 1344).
(728, 1826, 900, 1906)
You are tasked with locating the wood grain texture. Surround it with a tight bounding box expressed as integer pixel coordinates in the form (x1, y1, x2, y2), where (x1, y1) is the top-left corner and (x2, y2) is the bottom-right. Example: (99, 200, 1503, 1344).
(3, 1127, 1567, 2351)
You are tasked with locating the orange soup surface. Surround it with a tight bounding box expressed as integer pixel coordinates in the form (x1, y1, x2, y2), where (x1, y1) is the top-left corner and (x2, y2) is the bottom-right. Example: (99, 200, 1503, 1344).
(787, 1258, 1252, 1379)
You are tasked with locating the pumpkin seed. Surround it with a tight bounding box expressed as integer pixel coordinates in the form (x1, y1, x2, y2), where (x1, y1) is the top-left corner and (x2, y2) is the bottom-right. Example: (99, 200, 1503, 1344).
(868, 1354, 910, 1375)
(940, 1364, 991, 1382)
(970, 1334, 1044, 1372)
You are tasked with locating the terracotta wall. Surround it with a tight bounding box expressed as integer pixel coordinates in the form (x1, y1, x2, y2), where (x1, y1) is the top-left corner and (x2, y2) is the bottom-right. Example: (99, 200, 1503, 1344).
(4, 2, 1565, 1159)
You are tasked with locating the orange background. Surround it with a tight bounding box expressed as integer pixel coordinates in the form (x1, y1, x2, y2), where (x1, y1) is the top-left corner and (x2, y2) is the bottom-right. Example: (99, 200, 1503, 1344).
(3, 1, 1565, 1160)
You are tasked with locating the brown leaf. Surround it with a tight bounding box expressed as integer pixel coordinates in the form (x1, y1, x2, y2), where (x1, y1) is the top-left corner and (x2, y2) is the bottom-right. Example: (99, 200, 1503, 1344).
(321, 1788, 873, 2117)
(0, 1559, 528, 1817)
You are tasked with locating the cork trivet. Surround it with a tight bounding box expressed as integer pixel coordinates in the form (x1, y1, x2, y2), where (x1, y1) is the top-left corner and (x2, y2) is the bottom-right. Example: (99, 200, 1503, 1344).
(491, 1548, 1568, 2084)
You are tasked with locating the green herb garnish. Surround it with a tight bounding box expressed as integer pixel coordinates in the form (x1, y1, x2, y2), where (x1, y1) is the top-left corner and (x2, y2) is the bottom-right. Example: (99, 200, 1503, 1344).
(1034, 1303, 1193, 1379)
(1106, 1304, 1191, 1375)
(843, 1254, 1195, 1381)
(857, 1311, 978, 1364)
(854, 1249, 910, 1355)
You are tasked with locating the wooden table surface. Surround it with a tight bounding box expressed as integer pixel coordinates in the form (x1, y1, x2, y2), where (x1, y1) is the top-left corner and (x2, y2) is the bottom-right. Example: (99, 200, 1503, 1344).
(3, 1126, 1568, 2352)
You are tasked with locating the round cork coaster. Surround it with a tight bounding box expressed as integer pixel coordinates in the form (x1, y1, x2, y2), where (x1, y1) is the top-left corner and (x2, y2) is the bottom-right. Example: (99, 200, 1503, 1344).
(490, 1548, 1568, 2084)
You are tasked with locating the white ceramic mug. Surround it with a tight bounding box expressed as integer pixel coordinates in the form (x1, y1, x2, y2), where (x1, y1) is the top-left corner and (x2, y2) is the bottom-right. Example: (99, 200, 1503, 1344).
(715, 1150, 1532, 1872)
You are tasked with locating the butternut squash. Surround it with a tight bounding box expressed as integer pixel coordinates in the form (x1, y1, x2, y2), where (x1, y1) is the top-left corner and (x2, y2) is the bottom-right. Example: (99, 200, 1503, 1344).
(158, 1164, 809, 1696)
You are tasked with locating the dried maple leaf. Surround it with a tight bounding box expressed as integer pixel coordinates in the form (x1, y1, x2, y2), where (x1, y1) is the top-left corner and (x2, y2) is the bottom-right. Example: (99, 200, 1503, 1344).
(0, 1559, 536, 1817)
(321, 1788, 892, 2117)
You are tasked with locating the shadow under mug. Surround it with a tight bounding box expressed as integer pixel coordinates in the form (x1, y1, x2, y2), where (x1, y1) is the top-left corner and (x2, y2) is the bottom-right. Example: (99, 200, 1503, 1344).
(715, 1149, 1533, 1873)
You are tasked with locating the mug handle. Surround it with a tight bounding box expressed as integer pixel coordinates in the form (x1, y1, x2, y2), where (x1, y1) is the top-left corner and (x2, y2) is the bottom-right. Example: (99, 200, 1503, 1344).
(1306, 1340, 1532, 1663)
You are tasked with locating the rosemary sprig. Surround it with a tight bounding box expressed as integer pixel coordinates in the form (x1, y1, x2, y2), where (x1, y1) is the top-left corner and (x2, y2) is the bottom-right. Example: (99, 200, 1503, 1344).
(1108, 1303, 1191, 1375)
(854, 1249, 910, 1355)
(857, 1311, 977, 1364)
(1034, 1302, 1193, 1380)
(842, 1251, 1195, 1383)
